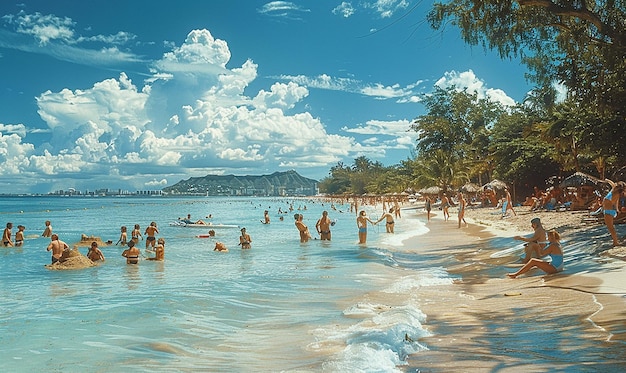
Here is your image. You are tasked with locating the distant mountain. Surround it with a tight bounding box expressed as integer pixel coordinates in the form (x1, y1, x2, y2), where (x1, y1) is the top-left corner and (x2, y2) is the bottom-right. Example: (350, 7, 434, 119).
(162, 170, 318, 196)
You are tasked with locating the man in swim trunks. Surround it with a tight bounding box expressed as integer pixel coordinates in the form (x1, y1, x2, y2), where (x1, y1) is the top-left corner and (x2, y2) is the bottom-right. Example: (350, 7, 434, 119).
(513, 217, 547, 264)
(46, 234, 69, 264)
(315, 211, 332, 240)
(144, 222, 159, 249)
(2, 222, 13, 247)
(375, 208, 395, 233)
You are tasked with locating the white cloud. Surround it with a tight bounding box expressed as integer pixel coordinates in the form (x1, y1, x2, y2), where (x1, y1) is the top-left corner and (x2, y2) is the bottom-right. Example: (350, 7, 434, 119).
(333, 2, 356, 18)
(258, 2, 311, 19)
(365, 0, 409, 18)
(435, 70, 516, 107)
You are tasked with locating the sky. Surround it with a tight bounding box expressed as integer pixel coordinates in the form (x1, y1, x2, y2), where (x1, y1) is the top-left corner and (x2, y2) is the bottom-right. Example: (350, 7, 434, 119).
(0, 0, 533, 194)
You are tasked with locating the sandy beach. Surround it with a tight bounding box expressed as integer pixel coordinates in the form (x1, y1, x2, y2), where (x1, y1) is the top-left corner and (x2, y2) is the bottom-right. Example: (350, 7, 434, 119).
(400, 205, 626, 371)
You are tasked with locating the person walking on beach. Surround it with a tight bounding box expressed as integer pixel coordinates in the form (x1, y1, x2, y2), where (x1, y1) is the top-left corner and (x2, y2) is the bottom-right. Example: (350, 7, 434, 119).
(131, 224, 142, 244)
(513, 217, 547, 263)
(457, 192, 467, 228)
(441, 193, 450, 221)
(144, 222, 159, 249)
(425, 196, 432, 222)
(375, 208, 395, 233)
(356, 210, 376, 244)
(502, 187, 517, 218)
(315, 210, 332, 240)
(87, 241, 105, 262)
(239, 228, 252, 249)
(294, 214, 311, 243)
(507, 230, 563, 278)
(3, 222, 13, 247)
(602, 180, 626, 246)
(42, 220, 52, 237)
(46, 234, 69, 264)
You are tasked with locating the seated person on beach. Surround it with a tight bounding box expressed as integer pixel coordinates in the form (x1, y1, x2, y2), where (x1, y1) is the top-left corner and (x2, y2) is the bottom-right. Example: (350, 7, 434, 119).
(513, 217, 547, 263)
(146, 238, 165, 261)
(122, 240, 140, 264)
(508, 230, 563, 278)
(87, 241, 105, 262)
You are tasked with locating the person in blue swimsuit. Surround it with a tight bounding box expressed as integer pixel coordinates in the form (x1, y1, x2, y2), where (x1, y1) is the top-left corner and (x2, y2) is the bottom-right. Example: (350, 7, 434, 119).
(602, 180, 626, 247)
(356, 210, 375, 244)
(507, 230, 563, 278)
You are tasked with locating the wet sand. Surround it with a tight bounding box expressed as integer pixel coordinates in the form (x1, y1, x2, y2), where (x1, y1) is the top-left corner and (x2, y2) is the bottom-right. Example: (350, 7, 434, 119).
(398, 208, 626, 371)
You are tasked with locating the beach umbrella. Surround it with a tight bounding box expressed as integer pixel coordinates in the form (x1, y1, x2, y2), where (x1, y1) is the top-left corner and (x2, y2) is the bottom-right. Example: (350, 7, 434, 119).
(559, 172, 604, 188)
(421, 186, 442, 195)
(482, 179, 508, 191)
(461, 182, 480, 193)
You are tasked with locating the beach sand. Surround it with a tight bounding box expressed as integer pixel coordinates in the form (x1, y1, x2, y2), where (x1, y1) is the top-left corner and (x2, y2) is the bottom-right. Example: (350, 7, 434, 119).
(400, 206, 626, 371)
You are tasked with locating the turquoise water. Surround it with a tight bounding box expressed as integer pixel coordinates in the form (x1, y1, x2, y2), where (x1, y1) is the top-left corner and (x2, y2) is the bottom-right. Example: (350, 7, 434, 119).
(1, 196, 625, 372)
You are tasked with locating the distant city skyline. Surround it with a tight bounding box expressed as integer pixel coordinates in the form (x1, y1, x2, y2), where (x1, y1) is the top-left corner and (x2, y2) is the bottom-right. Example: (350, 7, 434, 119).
(0, 1, 533, 194)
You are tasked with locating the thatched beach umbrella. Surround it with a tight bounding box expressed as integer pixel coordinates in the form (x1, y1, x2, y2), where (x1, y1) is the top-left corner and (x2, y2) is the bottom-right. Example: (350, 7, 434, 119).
(482, 179, 508, 191)
(559, 172, 604, 188)
(420, 186, 442, 195)
(461, 182, 480, 193)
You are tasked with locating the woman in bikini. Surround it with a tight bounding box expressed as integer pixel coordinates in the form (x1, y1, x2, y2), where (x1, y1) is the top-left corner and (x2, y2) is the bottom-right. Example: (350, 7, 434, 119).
(508, 230, 563, 278)
(122, 240, 140, 264)
(356, 210, 375, 244)
(603, 180, 626, 247)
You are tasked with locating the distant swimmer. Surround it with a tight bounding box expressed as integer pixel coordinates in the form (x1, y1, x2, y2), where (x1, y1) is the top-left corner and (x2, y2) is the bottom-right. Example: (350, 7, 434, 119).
(46, 234, 69, 264)
(239, 227, 252, 249)
(315, 211, 332, 241)
(262, 210, 270, 224)
(42, 220, 52, 238)
(122, 240, 140, 264)
(87, 241, 106, 262)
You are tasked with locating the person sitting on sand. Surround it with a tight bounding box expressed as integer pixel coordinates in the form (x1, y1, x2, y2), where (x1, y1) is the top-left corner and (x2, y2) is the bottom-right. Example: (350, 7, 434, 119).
(122, 240, 140, 264)
(513, 217, 547, 263)
(146, 238, 165, 261)
(15, 225, 25, 246)
(42, 220, 52, 237)
(375, 208, 395, 233)
(508, 230, 563, 278)
(47, 234, 69, 264)
(239, 228, 252, 249)
(87, 241, 105, 262)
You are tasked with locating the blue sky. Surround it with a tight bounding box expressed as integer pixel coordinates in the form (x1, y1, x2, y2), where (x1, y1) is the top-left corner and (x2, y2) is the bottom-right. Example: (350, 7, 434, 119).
(0, 0, 532, 193)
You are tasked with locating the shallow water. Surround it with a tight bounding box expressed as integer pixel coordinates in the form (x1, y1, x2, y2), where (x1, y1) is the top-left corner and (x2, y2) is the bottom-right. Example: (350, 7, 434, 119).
(0, 196, 624, 372)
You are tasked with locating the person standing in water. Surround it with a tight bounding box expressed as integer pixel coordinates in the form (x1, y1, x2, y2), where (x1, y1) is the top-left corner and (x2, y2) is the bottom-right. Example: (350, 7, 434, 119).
(375, 208, 395, 233)
(315, 210, 332, 240)
(144, 222, 159, 249)
(356, 210, 375, 244)
(239, 228, 252, 249)
(42, 220, 52, 237)
(87, 241, 106, 262)
(294, 214, 311, 243)
(46, 234, 68, 264)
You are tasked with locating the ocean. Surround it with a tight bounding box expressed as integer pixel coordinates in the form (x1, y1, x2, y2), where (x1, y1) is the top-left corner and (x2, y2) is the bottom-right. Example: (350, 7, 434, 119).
(0, 196, 624, 372)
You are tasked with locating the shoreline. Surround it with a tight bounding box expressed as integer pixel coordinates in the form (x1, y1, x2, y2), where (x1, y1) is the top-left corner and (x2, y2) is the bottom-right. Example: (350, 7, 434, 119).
(396, 206, 626, 371)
